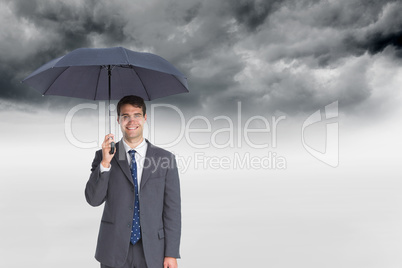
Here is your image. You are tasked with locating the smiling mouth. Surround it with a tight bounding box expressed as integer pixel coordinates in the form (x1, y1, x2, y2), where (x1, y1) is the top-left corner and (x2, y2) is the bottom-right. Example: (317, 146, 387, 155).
(127, 126, 139, 130)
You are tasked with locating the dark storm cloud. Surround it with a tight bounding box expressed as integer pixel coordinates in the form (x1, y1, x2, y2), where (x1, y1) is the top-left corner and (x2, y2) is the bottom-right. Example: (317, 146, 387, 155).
(230, 0, 282, 32)
(342, 0, 402, 58)
(367, 31, 402, 54)
(307, 0, 389, 29)
(347, 29, 402, 58)
(0, 0, 129, 108)
(201, 0, 402, 116)
(182, 2, 202, 24)
(0, 0, 401, 118)
(11, 0, 127, 49)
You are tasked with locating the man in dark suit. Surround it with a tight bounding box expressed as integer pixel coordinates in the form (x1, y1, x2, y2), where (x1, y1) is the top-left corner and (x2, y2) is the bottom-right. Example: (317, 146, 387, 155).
(85, 95, 181, 268)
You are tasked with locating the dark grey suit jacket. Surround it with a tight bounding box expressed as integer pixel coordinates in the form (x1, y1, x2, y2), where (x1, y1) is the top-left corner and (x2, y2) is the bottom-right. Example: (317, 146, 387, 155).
(85, 140, 181, 268)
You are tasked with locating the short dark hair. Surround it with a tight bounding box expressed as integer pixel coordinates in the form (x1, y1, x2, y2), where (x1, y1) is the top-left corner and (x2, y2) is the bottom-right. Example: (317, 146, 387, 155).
(117, 95, 146, 116)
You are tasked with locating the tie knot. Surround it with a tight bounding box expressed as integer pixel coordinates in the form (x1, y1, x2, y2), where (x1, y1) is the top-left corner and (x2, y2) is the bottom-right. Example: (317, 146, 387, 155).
(129, 149, 136, 158)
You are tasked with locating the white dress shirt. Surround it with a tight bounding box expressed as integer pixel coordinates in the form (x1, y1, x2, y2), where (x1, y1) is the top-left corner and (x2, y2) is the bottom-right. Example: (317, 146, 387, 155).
(100, 138, 148, 194)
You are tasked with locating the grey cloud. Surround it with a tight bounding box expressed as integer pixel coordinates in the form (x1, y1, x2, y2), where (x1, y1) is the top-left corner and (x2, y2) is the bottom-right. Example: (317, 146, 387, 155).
(203, 51, 376, 117)
(238, 0, 402, 65)
(343, 1, 402, 58)
(183, 2, 202, 24)
(367, 31, 402, 54)
(307, 0, 389, 29)
(230, 0, 282, 32)
(347, 28, 402, 58)
(10, 0, 127, 50)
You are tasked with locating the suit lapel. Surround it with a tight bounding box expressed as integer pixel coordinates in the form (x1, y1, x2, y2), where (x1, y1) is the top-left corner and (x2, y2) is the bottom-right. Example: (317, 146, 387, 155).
(140, 140, 157, 190)
(114, 141, 134, 186)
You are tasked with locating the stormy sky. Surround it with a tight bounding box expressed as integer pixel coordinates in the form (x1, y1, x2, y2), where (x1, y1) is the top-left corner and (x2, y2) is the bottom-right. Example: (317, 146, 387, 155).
(1, 1, 402, 268)
(1, 0, 401, 117)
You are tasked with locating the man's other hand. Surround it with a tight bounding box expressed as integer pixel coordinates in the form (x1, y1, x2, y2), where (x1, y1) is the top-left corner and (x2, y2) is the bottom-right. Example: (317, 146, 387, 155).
(164, 257, 177, 268)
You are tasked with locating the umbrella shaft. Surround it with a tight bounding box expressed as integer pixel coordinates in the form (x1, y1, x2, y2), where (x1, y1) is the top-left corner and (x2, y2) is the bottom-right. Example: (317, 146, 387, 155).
(108, 65, 115, 154)
(108, 65, 112, 134)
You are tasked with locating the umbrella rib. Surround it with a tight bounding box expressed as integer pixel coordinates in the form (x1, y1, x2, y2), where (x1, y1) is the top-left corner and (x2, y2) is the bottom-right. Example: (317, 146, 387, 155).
(93, 66, 102, 100)
(121, 47, 130, 65)
(42, 67, 69, 96)
(170, 74, 189, 92)
(131, 67, 151, 100)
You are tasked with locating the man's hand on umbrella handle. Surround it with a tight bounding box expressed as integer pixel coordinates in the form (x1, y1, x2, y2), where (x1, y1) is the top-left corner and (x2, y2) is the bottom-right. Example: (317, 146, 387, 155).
(101, 134, 115, 168)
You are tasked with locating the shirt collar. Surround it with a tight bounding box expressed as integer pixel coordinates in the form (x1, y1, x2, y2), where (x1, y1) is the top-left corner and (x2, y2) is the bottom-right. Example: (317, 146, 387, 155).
(122, 138, 147, 158)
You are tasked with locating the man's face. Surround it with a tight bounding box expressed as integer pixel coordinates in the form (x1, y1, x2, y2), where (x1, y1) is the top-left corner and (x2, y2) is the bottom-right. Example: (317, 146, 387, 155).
(117, 104, 147, 142)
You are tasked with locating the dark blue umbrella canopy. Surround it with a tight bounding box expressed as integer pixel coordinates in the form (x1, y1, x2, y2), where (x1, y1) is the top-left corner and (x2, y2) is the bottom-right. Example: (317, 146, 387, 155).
(22, 47, 189, 100)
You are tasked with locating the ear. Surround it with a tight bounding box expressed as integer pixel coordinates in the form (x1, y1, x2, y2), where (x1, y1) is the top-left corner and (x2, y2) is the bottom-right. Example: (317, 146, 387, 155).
(117, 116, 120, 124)
(144, 114, 147, 121)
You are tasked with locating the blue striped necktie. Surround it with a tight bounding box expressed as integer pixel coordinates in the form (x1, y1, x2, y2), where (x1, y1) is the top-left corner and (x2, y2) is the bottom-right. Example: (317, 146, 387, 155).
(129, 150, 141, 244)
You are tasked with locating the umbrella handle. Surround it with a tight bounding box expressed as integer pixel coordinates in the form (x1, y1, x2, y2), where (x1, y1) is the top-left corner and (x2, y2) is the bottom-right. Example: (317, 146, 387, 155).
(109, 142, 115, 154)
(107, 65, 115, 155)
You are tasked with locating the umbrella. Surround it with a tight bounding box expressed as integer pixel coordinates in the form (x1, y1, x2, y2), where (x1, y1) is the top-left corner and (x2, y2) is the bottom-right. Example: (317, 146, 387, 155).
(22, 46, 189, 153)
